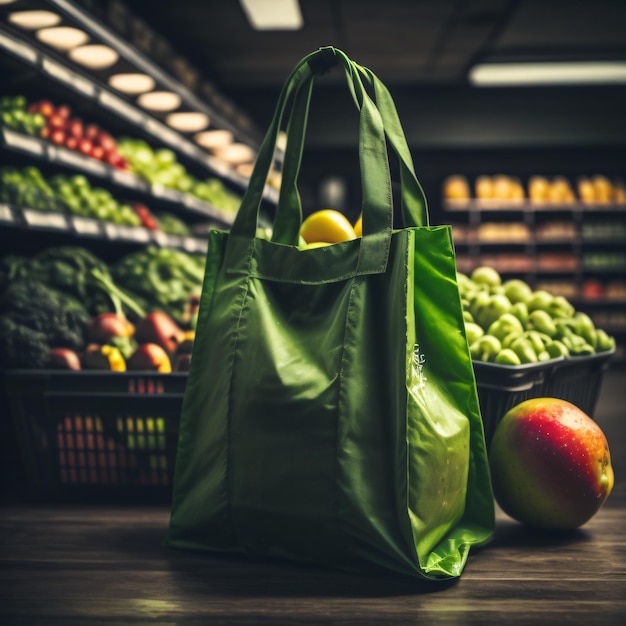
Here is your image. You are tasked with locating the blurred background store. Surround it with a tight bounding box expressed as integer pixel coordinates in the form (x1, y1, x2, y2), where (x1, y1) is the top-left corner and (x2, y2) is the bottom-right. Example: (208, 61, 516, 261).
(0, 0, 624, 501)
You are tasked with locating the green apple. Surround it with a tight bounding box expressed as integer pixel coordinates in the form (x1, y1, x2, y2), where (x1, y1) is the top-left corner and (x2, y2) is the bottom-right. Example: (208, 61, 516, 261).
(464, 321, 484, 345)
(471, 266, 501, 288)
(489, 397, 614, 530)
(475, 294, 512, 330)
(503, 278, 532, 304)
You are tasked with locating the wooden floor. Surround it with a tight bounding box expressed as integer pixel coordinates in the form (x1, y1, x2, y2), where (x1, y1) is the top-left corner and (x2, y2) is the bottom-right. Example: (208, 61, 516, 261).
(1, 368, 625, 625)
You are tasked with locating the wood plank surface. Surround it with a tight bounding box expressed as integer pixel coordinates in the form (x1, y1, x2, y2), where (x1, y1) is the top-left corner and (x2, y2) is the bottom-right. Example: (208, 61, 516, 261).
(0, 500, 625, 625)
(1, 369, 624, 625)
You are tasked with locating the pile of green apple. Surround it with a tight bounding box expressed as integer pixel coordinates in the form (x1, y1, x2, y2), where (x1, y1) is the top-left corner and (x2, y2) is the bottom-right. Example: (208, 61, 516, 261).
(48, 173, 141, 226)
(459, 266, 615, 365)
(0, 95, 46, 136)
(116, 138, 242, 212)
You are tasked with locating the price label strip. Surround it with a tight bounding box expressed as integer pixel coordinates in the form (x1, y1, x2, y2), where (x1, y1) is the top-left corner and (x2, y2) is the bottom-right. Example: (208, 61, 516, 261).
(153, 230, 184, 249)
(143, 118, 183, 149)
(0, 31, 38, 64)
(52, 145, 108, 176)
(104, 222, 150, 242)
(22, 209, 68, 230)
(99, 91, 145, 125)
(0, 204, 14, 223)
(183, 237, 209, 254)
(41, 58, 95, 97)
(111, 168, 148, 191)
(151, 184, 182, 202)
(2, 128, 45, 156)
(72, 216, 102, 236)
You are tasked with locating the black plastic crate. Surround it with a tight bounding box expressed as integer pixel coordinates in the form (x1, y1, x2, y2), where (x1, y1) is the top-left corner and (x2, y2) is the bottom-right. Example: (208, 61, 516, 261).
(2, 371, 187, 503)
(474, 350, 615, 448)
(1, 351, 615, 501)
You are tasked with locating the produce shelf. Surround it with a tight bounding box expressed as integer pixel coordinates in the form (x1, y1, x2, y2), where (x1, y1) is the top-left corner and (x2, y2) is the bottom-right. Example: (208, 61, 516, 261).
(0, 203, 209, 253)
(0, 19, 279, 203)
(0, 126, 236, 226)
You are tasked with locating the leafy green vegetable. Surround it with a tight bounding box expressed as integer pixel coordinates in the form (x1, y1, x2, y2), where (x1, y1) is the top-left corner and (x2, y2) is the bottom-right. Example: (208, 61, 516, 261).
(0, 280, 89, 369)
(0, 317, 50, 369)
(113, 246, 205, 324)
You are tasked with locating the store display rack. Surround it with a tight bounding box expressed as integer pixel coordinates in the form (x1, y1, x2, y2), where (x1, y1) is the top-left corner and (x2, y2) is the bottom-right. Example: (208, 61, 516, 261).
(0, 23, 274, 201)
(444, 198, 626, 362)
(0, 0, 280, 254)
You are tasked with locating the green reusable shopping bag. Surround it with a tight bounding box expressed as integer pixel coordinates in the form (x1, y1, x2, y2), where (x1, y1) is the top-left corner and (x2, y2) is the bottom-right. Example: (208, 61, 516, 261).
(167, 47, 494, 580)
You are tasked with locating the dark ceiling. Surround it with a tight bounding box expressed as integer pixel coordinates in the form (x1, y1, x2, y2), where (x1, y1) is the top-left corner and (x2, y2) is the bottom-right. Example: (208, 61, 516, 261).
(134, 0, 626, 153)
(140, 0, 626, 89)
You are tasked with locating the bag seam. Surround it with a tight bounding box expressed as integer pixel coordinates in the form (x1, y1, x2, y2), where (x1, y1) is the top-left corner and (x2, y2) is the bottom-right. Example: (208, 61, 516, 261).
(332, 274, 359, 541)
(224, 241, 255, 549)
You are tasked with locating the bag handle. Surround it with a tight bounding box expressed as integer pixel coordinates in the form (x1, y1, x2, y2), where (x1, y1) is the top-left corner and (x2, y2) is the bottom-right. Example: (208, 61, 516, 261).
(225, 47, 393, 275)
(227, 51, 317, 243)
(272, 50, 428, 243)
(352, 63, 429, 228)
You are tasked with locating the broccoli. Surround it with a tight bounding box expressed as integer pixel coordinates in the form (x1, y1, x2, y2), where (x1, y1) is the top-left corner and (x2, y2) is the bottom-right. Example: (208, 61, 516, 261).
(0, 280, 89, 368)
(0, 317, 49, 369)
(0, 254, 29, 292)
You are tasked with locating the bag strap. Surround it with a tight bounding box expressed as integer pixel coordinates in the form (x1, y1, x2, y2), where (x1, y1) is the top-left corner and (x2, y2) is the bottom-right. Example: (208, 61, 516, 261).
(353, 63, 429, 227)
(227, 51, 316, 242)
(273, 50, 429, 235)
(226, 47, 394, 275)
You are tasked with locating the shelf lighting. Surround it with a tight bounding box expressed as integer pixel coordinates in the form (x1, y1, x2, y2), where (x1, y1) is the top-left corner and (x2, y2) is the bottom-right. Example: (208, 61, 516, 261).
(137, 90, 181, 112)
(68, 44, 119, 69)
(240, 0, 303, 30)
(108, 72, 155, 94)
(194, 129, 233, 149)
(166, 112, 209, 133)
(214, 143, 256, 165)
(8, 10, 61, 29)
(469, 61, 626, 86)
(35, 26, 89, 51)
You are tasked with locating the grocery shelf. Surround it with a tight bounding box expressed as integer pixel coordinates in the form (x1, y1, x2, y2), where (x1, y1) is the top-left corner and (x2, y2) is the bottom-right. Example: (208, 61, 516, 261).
(46, 0, 263, 150)
(0, 203, 208, 253)
(0, 126, 237, 226)
(444, 198, 626, 213)
(572, 298, 626, 307)
(0, 22, 278, 206)
(446, 190, 626, 363)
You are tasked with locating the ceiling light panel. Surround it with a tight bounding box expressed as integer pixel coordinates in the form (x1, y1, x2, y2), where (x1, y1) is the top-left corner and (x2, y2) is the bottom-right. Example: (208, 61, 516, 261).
(36, 27, 89, 51)
(240, 0, 303, 30)
(108, 73, 156, 94)
(194, 129, 234, 149)
(166, 112, 209, 132)
(68, 44, 119, 69)
(137, 91, 182, 111)
(470, 61, 626, 86)
(8, 10, 61, 29)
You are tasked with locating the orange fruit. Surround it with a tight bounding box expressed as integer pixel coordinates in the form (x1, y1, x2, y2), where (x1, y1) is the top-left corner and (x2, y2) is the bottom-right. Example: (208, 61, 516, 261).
(299, 209, 356, 244)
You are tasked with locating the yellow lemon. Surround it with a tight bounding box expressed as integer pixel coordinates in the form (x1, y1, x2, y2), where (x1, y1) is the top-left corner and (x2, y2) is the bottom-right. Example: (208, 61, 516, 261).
(354, 214, 362, 237)
(305, 241, 332, 249)
(300, 209, 356, 244)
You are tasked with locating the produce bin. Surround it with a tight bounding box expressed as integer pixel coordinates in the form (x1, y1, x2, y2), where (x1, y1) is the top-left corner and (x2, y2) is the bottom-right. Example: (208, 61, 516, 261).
(474, 349, 615, 448)
(1, 371, 187, 503)
(1, 350, 614, 501)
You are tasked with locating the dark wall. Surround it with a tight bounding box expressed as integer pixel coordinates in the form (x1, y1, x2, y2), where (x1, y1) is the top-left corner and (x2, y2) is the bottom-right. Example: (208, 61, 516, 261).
(231, 82, 626, 223)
